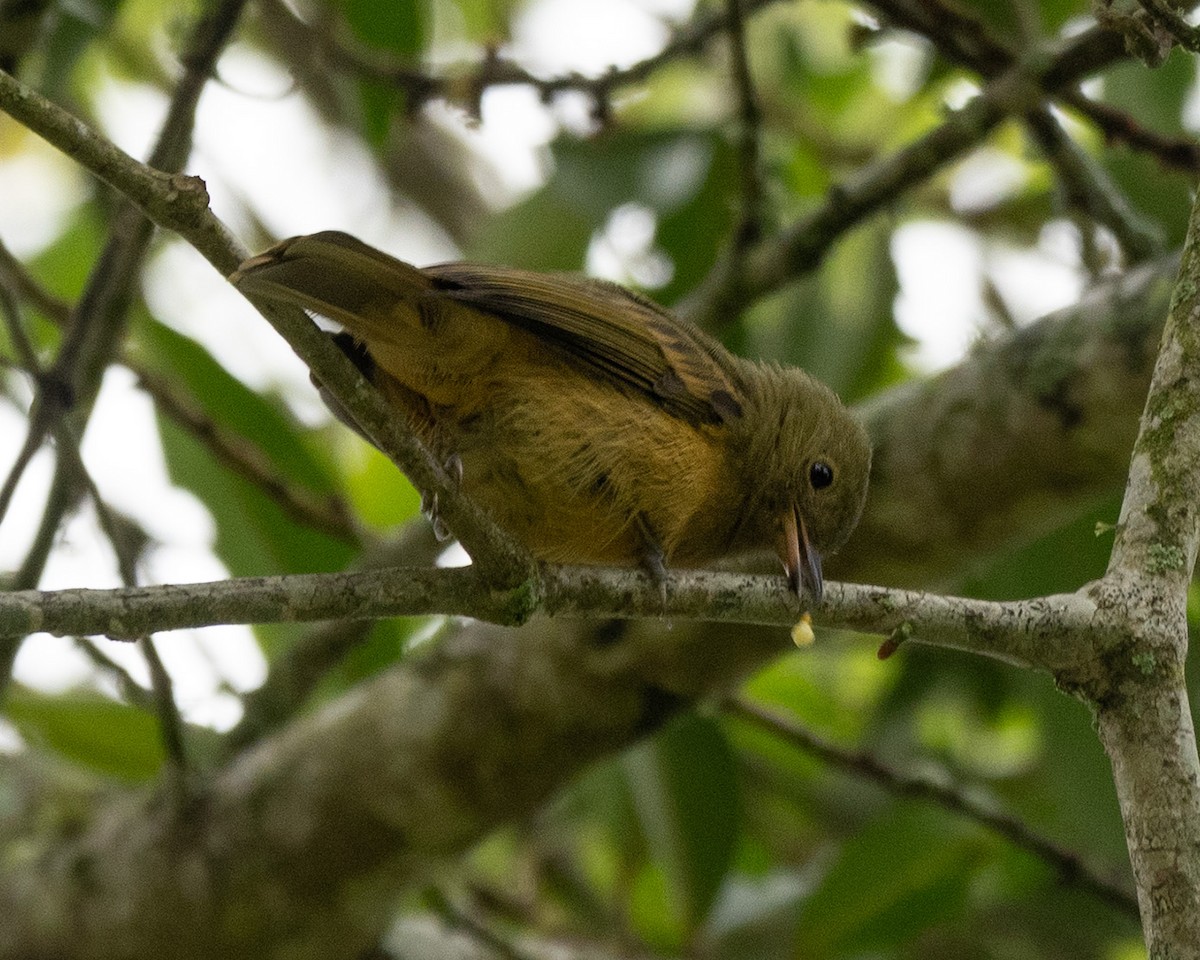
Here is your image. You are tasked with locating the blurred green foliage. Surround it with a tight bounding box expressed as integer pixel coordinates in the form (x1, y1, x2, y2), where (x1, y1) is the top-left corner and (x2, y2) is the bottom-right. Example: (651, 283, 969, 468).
(4, 0, 1198, 956)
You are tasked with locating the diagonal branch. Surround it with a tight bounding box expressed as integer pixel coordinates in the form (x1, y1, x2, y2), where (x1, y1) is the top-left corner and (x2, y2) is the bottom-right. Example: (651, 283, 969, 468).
(0, 67, 533, 589)
(726, 696, 1138, 918)
(682, 26, 1128, 327)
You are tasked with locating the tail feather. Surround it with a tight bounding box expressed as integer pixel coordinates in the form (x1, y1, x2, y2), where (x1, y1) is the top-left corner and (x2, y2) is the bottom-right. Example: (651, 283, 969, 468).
(231, 231, 432, 339)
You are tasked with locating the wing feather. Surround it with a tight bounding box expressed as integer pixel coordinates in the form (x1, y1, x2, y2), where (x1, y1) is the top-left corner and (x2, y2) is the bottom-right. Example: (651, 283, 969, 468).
(427, 263, 743, 425)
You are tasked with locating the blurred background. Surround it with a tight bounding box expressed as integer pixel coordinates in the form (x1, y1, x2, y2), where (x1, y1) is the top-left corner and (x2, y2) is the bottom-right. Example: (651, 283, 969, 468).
(1, 0, 1196, 956)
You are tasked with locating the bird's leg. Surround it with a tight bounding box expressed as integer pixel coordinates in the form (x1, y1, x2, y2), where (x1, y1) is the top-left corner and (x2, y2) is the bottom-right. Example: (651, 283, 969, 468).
(635, 514, 669, 607)
(423, 451, 463, 542)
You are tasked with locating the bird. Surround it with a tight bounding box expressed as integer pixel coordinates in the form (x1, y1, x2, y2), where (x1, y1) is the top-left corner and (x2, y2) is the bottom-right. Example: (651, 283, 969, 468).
(231, 231, 871, 602)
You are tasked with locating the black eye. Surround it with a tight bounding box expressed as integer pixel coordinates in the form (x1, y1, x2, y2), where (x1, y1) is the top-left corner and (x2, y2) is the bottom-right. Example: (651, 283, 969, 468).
(809, 461, 834, 490)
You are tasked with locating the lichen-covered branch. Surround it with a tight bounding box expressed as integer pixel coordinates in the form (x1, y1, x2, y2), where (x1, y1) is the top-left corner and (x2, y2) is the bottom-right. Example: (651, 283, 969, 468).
(0, 560, 1100, 673)
(1077, 164, 1200, 952)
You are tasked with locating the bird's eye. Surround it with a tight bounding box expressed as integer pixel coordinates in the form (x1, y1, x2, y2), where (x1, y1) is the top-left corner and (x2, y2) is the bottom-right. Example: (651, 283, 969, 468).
(809, 461, 834, 490)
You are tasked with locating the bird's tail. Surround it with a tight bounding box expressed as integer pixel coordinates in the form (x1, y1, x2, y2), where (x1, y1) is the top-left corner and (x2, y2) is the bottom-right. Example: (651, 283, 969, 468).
(230, 230, 433, 343)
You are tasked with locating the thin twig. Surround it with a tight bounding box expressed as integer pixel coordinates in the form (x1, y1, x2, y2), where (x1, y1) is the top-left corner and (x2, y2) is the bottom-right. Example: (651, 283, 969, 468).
(1136, 0, 1200, 54)
(74, 637, 154, 710)
(0, 235, 366, 547)
(1060, 92, 1200, 172)
(303, 0, 788, 117)
(0, 236, 71, 324)
(137, 634, 188, 770)
(0, 269, 70, 529)
(0, 270, 191, 768)
(726, 697, 1139, 918)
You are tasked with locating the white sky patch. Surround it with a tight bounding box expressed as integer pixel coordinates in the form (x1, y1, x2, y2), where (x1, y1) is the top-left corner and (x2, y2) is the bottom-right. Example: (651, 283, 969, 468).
(988, 221, 1086, 325)
(91, 80, 168, 164)
(868, 34, 932, 102)
(948, 147, 1028, 214)
(511, 0, 680, 75)
(892, 221, 986, 371)
(474, 87, 557, 196)
(0, 131, 90, 256)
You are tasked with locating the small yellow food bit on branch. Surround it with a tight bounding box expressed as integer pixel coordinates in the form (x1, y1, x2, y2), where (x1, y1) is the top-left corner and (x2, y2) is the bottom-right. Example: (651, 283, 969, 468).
(791, 612, 815, 647)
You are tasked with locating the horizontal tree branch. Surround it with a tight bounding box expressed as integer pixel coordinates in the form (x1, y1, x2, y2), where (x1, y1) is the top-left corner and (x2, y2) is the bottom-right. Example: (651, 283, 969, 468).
(0, 560, 1105, 673)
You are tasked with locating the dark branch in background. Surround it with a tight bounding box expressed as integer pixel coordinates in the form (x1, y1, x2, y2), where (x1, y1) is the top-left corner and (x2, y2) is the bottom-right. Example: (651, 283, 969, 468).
(1025, 107, 1164, 263)
(73, 637, 154, 710)
(0, 235, 368, 549)
(300, 0, 788, 120)
(1062, 93, 1200, 172)
(0, 260, 190, 770)
(723, 0, 765, 249)
(683, 26, 1128, 327)
(726, 697, 1139, 918)
(871, 0, 1200, 167)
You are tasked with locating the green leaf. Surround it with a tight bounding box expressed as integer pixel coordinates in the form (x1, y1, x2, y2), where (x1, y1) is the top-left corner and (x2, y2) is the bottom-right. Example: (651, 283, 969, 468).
(796, 803, 983, 958)
(342, 441, 423, 529)
(136, 315, 355, 578)
(136, 316, 340, 496)
(341, 0, 426, 58)
(705, 870, 809, 960)
(623, 713, 741, 931)
(6, 686, 164, 781)
(338, 0, 428, 144)
(37, 0, 125, 98)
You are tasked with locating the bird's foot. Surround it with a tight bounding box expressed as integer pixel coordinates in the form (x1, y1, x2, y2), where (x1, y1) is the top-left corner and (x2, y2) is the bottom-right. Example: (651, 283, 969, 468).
(423, 454, 463, 542)
(636, 516, 669, 609)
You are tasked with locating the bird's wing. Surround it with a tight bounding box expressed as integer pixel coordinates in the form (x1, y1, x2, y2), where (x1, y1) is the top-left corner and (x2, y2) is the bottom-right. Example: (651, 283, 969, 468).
(427, 262, 744, 425)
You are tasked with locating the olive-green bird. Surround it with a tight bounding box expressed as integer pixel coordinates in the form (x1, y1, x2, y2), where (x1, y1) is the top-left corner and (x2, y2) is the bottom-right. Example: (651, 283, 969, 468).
(232, 231, 871, 601)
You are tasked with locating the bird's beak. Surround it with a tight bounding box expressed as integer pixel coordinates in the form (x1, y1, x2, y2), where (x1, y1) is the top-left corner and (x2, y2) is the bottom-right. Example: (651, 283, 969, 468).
(779, 504, 824, 603)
